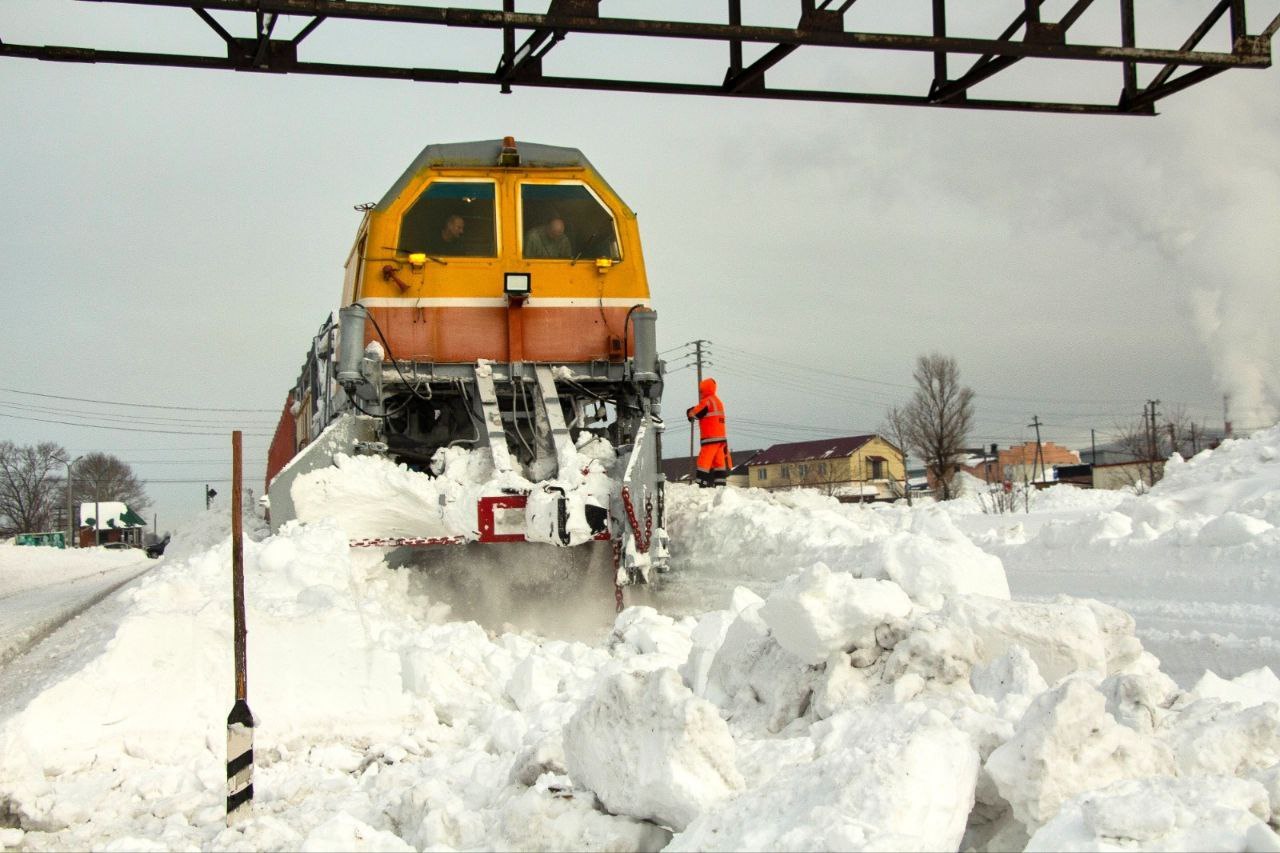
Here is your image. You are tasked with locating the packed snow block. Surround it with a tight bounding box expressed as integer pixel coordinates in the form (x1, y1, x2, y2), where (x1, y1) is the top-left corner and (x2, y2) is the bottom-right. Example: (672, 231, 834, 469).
(1100, 671, 1179, 734)
(508, 734, 568, 786)
(986, 679, 1176, 833)
(680, 608, 736, 696)
(945, 595, 1109, 685)
(1025, 775, 1279, 852)
(703, 604, 820, 733)
(1158, 698, 1280, 777)
(669, 704, 979, 852)
(1073, 596, 1148, 675)
(563, 667, 743, 831)
(863, 512, 1010, 609)
(610, 606, 694, 664)
(506, 654, 573, 712)
(971, 645, 1049, 714)
(1251, 764, 1280, 819)
(759, 563, 912, 666)
(682, 587, 765, 696)
(881, 610, 982, 688)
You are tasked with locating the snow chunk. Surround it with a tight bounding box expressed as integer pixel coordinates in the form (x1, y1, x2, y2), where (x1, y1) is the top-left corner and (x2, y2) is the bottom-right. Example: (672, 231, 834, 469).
(986, 679, 1176, 833)
(946, 595, 1109, 685)
(870, 511, 1011, 608)
(703, 603, 819, 733)
(1193, 667, 1280, 708)
(299, 813, 414, 852)
(760, 563, 912, 665)
(563, 668, 743, 830)
(1159, 698, 1280, 777)
(1197, 511, 1274, 546)
(1026, 775, 1278, 852)
(670, 704, 978, 852)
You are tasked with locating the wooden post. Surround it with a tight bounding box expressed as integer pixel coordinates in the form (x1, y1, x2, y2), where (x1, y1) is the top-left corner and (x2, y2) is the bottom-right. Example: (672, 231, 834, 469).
(226, 430, 254, 824)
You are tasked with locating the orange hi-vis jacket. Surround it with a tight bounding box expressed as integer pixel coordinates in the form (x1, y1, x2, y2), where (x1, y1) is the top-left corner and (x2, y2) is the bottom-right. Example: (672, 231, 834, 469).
(687, 377, 731, 474)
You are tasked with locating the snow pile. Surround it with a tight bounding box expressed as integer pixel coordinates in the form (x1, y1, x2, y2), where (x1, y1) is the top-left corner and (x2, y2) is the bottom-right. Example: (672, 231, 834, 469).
(2, 426, 1280, 850)
(292, 441, 617, 546)
(0, 543, 145, 597)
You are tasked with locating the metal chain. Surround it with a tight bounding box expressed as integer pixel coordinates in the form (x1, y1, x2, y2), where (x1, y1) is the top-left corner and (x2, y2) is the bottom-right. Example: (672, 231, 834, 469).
(610, 533, 624, 613)
(620, 486, 652, 554)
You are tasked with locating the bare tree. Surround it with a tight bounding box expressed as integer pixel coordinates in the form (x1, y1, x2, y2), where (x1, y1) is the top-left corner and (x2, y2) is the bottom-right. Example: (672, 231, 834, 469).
(68, 452, 150, 512)
(880, 405, 913, 505)
(798, 460, 847, 499)
(0, 441, 69, 535)
(899, 353, 974, 501)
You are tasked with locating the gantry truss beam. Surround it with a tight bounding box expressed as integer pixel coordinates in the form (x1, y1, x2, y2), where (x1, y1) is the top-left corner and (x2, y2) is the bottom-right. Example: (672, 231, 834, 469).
(3, 0, 1278, 115)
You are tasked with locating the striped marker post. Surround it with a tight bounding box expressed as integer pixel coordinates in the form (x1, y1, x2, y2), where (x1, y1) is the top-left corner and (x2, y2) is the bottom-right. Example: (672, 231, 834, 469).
(226, 430, 255, 824)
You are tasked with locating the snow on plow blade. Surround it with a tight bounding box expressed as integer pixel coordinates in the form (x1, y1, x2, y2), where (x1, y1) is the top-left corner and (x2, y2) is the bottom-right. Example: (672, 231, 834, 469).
(267, 410, 665, 583)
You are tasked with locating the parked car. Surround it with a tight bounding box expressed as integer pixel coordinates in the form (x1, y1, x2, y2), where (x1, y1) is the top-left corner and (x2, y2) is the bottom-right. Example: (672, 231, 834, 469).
(145, 536, 170, 559)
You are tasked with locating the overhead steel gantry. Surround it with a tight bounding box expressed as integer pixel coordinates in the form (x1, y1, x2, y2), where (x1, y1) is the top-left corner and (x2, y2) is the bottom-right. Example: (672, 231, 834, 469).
(3, 1, 1278, 115)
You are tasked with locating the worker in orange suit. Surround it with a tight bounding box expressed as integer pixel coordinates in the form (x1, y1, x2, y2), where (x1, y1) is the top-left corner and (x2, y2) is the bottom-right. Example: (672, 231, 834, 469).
(687, 377, 732, 488)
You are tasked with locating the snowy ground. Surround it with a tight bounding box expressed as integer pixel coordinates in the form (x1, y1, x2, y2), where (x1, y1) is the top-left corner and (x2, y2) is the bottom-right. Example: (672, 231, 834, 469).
(1, 428, 1279, 851)
(0, 546, 150, 669)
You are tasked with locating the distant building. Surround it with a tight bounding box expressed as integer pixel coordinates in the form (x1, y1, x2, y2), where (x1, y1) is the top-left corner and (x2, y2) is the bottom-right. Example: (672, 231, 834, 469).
(961, 441, 1081, 485)
(747, 435, 905, 502)
(79, 501, 147, 547)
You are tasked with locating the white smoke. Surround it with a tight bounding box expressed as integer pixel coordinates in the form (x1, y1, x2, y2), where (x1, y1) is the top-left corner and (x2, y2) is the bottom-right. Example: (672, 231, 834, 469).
(1192, 287, 1280, 429)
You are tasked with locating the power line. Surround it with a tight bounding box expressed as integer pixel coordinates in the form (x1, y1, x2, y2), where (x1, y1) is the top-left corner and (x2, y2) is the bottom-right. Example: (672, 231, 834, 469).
(0, 400, 277, 428)
(0, 386, 278, 414)
(0, 411, 273, 437)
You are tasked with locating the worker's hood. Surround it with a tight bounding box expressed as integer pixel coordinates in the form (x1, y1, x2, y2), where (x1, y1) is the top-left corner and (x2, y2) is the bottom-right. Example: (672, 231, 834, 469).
(699, 378, 717, 397)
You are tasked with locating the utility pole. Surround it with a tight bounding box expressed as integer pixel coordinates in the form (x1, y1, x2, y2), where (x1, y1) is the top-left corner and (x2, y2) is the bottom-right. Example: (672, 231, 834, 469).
(64, 455, 82, 549)
(1028, 415, 1045, 485)
(1145, 399, 1160, 487)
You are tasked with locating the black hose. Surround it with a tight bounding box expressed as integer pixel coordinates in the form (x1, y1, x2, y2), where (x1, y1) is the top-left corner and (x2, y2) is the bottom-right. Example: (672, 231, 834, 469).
(357, 303, 434, 404)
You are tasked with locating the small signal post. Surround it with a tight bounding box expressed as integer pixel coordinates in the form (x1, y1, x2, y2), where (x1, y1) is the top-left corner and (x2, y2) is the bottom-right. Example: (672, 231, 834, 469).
(226, 430, 254, 823)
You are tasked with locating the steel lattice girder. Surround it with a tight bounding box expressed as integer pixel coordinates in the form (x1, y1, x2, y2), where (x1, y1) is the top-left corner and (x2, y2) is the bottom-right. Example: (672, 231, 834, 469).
(2, 0, 1278, 115)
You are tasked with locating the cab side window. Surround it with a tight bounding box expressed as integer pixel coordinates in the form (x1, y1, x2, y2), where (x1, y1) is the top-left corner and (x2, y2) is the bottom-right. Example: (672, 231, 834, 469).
(521, 184, 621, 261)
(400, 182, 496, 257)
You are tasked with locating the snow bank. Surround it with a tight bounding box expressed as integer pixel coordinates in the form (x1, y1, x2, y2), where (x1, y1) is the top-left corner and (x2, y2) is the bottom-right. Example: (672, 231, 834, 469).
(3, 424, 1280, 850)
(0, 543, 145, 597)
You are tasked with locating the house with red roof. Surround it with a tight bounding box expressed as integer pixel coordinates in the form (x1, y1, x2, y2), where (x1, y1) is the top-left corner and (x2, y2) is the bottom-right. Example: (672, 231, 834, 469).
(746, 435, 906, 502)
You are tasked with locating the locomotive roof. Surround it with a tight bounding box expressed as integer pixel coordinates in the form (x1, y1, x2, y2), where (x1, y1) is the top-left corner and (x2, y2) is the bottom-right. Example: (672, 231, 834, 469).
(376, 139, 623, 211)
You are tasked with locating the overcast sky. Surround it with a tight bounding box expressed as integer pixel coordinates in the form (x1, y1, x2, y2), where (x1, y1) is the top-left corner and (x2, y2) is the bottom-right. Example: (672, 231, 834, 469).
(3, 1, 1279, 528)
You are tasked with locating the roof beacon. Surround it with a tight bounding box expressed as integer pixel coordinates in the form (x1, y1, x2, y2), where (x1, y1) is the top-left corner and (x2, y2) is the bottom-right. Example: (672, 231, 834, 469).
(498, 136, 520, 166)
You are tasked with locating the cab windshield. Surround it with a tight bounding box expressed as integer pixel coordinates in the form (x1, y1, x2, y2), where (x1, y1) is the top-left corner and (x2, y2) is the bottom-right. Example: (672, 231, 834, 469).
(521, 183, 621, 261)
(399, 182, 497, 257)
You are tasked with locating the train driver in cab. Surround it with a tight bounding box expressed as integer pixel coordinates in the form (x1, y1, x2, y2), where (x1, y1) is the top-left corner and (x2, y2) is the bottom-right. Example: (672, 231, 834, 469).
(525, 215, 573, 259)
(429, 213, 466, 254)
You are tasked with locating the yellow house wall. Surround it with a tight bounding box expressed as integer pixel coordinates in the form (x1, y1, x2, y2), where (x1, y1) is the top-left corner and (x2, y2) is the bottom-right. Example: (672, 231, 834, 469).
(746, 437, 905, 490)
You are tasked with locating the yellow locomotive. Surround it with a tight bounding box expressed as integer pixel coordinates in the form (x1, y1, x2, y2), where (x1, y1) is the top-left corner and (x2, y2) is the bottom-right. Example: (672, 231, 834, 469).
(266, 138, 668, 584)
